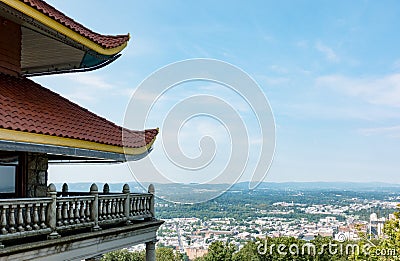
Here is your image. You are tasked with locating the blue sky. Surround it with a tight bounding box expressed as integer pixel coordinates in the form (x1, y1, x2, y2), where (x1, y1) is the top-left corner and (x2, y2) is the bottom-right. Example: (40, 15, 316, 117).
(37, 0, 400, 184)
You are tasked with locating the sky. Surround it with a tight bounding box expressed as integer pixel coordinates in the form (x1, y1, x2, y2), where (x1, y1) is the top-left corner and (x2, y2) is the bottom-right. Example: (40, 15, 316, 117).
(36, 0, 400, 185)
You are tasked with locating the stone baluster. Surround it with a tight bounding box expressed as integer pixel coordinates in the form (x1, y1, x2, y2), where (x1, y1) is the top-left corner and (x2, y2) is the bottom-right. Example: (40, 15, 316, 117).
(103, 199, 107, 220)
(85, 201, 91, 222)
(9, 205, 16, 233)
(147, 196, 151, 214)
(103, 183, 110, 194)
(130, 197, 134, 216)
(25, 204, 32, 231)
(33, 203, 39, 230)
(56, 203, 62, 227)
(119, 197, 124, 218)
(62, 201, 69, 226)
(62, 183, 68, 197)
(47, 183, 60, 239)
(136, 197, 140, 215)
(90, 184, 100, 231)
(134, 197, 139, 215)
(140, 198, 143, 214)
(74, 200, 80, 223)
(17, 205, 24, 232)
(145, 196, 149, 214)
(148, 184, 155, 220)
(1, 207, 7, 234)
(123, 184, 130, 223)
(137, 197, 142, 214)
(106, 199, 111, 219)
(111, 198, 116, 219)
(101, 199, 106, 220)
(57, 203, 63, 224)
(80, 200, 86, 223)
(98, 199, 103, 221)
(40, 203, 47, 229)
(115, 198, 120, 218)
(68, 201, 74, 225)
(140, 196, 145, 215)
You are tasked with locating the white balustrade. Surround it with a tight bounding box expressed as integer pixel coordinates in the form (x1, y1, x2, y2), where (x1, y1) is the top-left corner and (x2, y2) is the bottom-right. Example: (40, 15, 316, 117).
(0, 183, 155, 248)
(55, 196, 95, 231)
(0, 198, 52, 248)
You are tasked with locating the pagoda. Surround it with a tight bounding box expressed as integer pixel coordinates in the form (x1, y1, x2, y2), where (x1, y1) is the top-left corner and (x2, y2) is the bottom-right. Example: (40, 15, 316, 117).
(0, 0, 162, 260)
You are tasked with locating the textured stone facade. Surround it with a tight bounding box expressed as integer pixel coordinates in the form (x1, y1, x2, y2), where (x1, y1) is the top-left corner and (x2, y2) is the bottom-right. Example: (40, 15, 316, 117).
(26, 153, 48, 197)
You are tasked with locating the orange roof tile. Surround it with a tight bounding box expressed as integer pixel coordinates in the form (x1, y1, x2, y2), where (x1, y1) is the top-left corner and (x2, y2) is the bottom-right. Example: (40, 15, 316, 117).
(20, 0, 129, 49)
(0, 73, 157, 148)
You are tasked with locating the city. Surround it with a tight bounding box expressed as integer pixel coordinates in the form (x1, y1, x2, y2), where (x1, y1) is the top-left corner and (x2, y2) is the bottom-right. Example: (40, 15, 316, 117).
(126, 182, 400, 260)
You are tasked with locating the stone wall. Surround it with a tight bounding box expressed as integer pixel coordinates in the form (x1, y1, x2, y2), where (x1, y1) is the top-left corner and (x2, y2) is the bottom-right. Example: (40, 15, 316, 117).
(26, 153, 48, 197)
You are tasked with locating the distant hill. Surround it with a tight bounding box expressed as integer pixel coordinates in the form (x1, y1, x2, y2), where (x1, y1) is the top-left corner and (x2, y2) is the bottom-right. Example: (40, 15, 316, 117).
(53, 181, 146, 193)
(55, 182, 400, 194)
(0, 185, 14, 193)
(233, 181, 400, 192)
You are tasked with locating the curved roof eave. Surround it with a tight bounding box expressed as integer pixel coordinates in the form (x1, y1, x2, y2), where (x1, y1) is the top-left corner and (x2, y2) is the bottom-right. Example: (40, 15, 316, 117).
(1, 0, 129, 56)
(0, 128, 157, 157)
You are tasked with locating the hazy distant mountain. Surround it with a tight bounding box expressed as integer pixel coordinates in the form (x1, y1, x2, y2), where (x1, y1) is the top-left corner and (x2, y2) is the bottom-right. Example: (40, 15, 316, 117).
(53, 181, 400, 194)
(53, 181, 146, 193)
(0, 185, 14, 193)
(233, 181, 400, 191)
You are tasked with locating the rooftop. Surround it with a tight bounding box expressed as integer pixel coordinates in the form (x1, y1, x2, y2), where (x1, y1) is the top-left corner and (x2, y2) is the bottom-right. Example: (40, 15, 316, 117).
(0, 0, 130, 75)
(19, 0, 129, 49)
(0, 73, 158, 159)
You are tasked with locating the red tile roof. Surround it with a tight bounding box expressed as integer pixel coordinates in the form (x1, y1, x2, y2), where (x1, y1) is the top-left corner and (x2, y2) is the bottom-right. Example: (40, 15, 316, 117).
(20, 0, 129, 49)
(0, 73, 158, 148)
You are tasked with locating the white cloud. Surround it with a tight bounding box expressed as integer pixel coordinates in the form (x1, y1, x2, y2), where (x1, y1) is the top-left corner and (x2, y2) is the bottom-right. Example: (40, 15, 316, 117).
(262, 34, 275, 43)
(42, 74, 117, 105)
(393, 59, 400, 71)
(315, 41, 340, 63)
(66, 74, 114, 90)
(295, 40, 308, 48)
(262, 76, 290, 86)
(316, 73, 400, 107)
(34, 73, 118, 106)
(359, 125, 400, 138)
(269, 65, 289, 74)
(123, 37, 160, 57)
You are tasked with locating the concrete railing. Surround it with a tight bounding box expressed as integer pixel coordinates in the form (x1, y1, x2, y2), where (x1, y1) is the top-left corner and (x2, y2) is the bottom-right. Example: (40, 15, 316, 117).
(0, 183, 155, 248)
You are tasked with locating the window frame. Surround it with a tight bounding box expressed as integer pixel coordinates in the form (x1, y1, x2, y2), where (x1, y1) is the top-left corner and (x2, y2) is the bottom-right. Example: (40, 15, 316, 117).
(0, 158, 19, 198)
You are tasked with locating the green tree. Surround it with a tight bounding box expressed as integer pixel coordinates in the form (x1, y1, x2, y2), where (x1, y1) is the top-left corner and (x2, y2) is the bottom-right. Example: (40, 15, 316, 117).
(375, 208, 400, 261)
(101, 249, 145, 261)
(202, 241, 236, 261)
(156, 247, 184, 261)
(102, 247, 184, 261)
(232, 241, 261, 261)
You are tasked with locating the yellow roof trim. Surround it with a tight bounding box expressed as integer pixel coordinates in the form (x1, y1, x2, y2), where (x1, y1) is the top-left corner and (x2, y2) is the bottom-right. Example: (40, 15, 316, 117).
(1, 0, 128, 56)
(0, 128, 155, 155)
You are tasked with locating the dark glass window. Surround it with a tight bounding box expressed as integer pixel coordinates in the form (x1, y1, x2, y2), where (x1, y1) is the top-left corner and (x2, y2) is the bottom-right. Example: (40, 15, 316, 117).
(0, 155, 18, 194)
(0, 165, 16, 193)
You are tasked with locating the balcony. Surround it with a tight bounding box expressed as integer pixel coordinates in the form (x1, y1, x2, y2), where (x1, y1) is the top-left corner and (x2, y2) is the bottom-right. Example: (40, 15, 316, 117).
(0, 183, 163, 260)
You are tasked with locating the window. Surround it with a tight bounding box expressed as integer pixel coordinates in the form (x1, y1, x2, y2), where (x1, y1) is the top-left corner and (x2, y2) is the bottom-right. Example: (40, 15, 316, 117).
(0, 165, 16, 193)
(0, 154, 18, 195)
